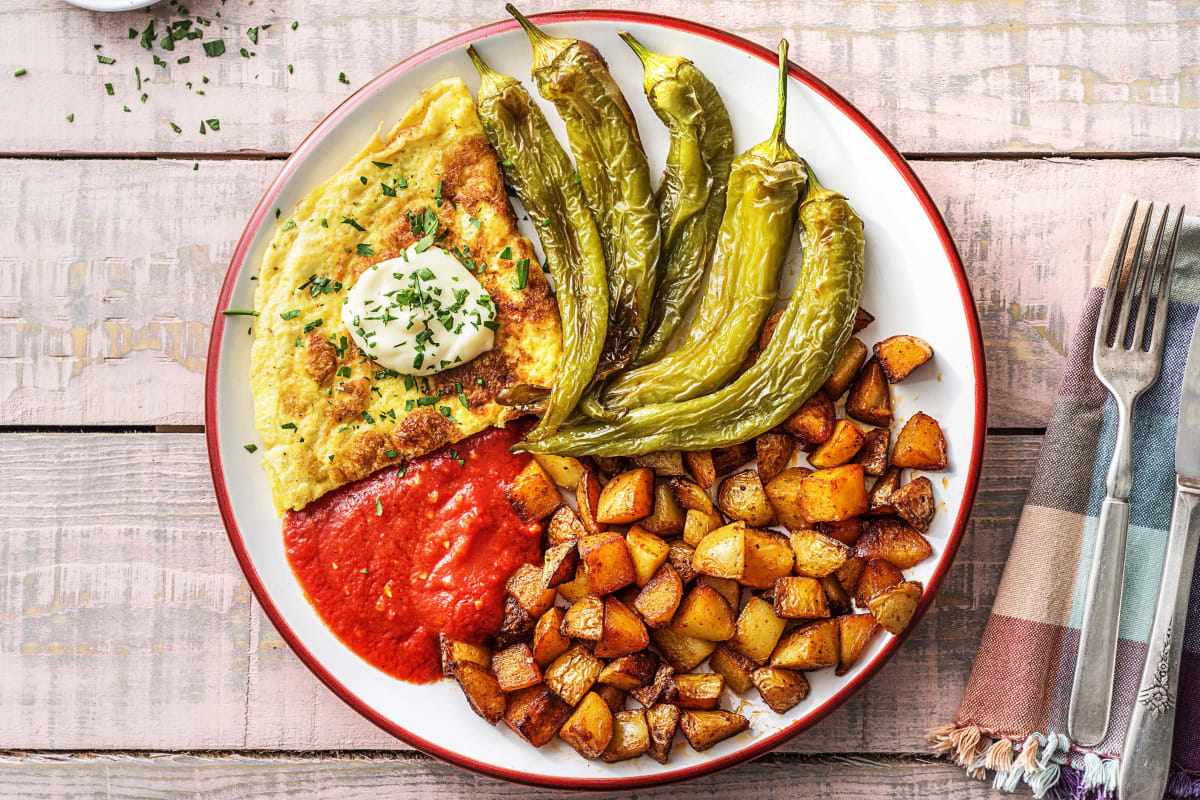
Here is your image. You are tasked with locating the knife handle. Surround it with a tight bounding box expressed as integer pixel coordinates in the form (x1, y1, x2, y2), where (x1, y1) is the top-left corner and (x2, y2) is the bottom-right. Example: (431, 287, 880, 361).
(1118, 481, 1200, 800)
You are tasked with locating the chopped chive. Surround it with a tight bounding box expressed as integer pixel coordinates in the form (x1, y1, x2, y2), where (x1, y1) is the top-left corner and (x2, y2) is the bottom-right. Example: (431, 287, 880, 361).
(381, 183, 396, 197)
(104, 82, 114, 95)
(247, 26, 258, 43)
(244, 443, 258, 452)
(355, 243, 375, 256)
(338, 71, 349, 84)
(281, 219, 297, 231)
(498, 246, 512, 260)
(384, 449, 398, 459)
(341, 217, 365, 231)
(66, 113, 74, 123)
(280, 309, 300, 320)
(97, 54, 116, 65)
(205, 118, 219, 130)
(222, 309, 259, 316)
(513, 257, 529, 290)
(177, 55, 190, 64)
(203, 39, 225, 57)
(281, 422, 297, 431)
(371, 161, 392, 169)
(169, 121, 181, 133)
(291, 20, 298, 30)
(469, 216, 482, 229)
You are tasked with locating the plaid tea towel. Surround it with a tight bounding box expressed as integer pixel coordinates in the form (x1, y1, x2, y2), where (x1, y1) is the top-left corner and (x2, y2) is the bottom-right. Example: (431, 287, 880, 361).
(928, 196, 1200, 799)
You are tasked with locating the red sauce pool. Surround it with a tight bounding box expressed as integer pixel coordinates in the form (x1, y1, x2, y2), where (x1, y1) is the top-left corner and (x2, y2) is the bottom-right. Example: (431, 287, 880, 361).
(283, 424, 542, 684)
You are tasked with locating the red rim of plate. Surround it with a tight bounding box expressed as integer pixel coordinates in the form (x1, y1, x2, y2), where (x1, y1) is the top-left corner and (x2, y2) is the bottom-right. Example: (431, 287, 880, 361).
(205, 9, 988, 791)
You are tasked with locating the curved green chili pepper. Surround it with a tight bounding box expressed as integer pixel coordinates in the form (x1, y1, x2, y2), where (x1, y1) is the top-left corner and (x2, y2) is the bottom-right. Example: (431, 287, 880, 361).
(619, 32, 735, 369)
(517, 160, 864, 457)
(467, 46, 609, 438)
(508, 5, 660, 378)
(587, 40, 804, 415)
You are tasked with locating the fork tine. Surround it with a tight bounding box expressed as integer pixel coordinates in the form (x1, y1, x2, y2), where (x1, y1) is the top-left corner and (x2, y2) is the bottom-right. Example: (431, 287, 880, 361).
(1149, 204, 1185, 354)
(1096, 199, 1139, 351)
(1115, 204, 1154, 349)
(1132, 204, 1170, 350)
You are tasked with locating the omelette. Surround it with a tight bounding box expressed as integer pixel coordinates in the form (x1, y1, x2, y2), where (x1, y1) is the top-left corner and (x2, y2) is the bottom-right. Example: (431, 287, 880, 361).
(250, 78, 562, 513)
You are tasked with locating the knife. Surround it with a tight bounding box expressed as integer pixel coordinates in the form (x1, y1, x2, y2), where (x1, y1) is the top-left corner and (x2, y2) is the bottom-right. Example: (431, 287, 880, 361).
(1118, 299, 1200, 800)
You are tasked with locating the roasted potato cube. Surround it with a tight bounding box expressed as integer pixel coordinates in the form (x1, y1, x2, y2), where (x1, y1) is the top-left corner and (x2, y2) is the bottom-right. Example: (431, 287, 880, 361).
(771, 618, 839, 670)
(808, 419, 867, 469)
(680, 710, 749, 751)
(559, 691, 614, 759)
(492, 643, 542, 692)
(532, 453, 586, 490)
(790, 528, 851, 578)
(602, 709, 651, 762)
(866, 580, 923, 634)
(497, 595, 536, 649)
(545, 645, 603, 706)
(797, 465, 869, 523)
(634, 563, 684, 627)
(547, 505, 586, 546)
(742, 528, 795, 589)
(782, 389, 836, 446)
(671, 583, 736, 641)
(630, 662, 679, 708)
(823, 338, 868, 400)
(633, 450, 685, 476)
(579, 530, 637, 595)
(854, 306, 875, 332)
(711, 442, 755, 476)
(505, 683, 572, 746)
(651, 627, 718, 673)
(854, 557, 904, 607)
(755, 432, 795, 483)
(669, 477, 720, 517)
(729, 596, 787, 664)
(595, 596, 650, 658)
(874, 334, 933, 383)
(639, 483, 687, 537)
(667, 540, 698, 584)
(439, 635, 491, 677)
(542, 542, 580, 589)
(698, 575, 741, 610)
(597, 468, 655, 524)
(892, 412, 948, 470)
(820, 517, 862, 546)
(820, 574, 853, 616)
(868, 467, 902, 516)
(836, 612, 881, 675)
(835, 556, 866, 599)
(682, 450, 716, 489)
(772, 576, 831, 619)
(646, 703, 680, 764)
(692, 522, 746, 580)
(505, 461, 562, 523)
(763, 467, 814, 530)
(682, 508, 721, 548)
(891, 476, 936, 531)
(452, 661, 507, 724)
(575, 469, 606, 535)
(846, 358, 892, 427)
(626, 525, 671, 587)
(531, 607, 571, 668)
(506, 563, 557, 617)
(709, 644, 757, 694)
(854, 517, 933, 568)
(853, 428, 891, 476)
(562, 596, 605, 641)
(595, 682, 627, 714)
(599, 651, 659, 691)
(674, 673, 725, 710)
(751, 665, 810, 714)
(592, 455, 628, 477)
(717, 470, 775, 527)
(556, 562, 594, 604)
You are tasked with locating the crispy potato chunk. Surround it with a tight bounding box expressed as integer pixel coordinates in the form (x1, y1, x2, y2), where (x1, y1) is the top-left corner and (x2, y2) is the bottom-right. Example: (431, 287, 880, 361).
(771, 618, 839, 670)
(575, 469, 606, 535)
(854, 557, 904, 607)
(597, 468, 655, 524)
(533, 453, 586, 490)
(755, 432, 795, 483)
(874, 335, 933, 383)
(505, 683, 572, 746)
(667, 540, 698, 584)
(891, 476, 936, 531)
(682, 451, 716, 489)
(698, 575, 741, 610)
(669, 477, 718, 515)
(451, 661, 507, 724)
(868, 467, 902, 516)
(854, 307, 875, 332)
(782, 389, 835, 446)
(556, 562, 594, 604)
(763, 467, 814, 531)
(634, 562, 684, 627)
(562, 596, 605, 640)
(718, 470, 775, 526)
(846, 358, 892, 427)
(547, 505, 586, 546)
(531, 607, 571, 668)
(630, 662, 678, 708)
(559, 691, 615, 759)
(497, 595, 536, 649)
(492, 643, 542, 692)
(439, 635, 491, 677)
(578, 530, 637, 595)
(823, 338, 868, 400)
(646, 703, 680, 764)
(506, 563, 557, 617)
(545, 645, 603, 706)
(836, 613, 881, 675)
(640, 483, 687, 537)
(772, 576, 831, 619)
(625, 526, 671, 587)
(674, 673, 725, 710)
(633, 450, 685, 476)
(835, 556, 867, 599)
(821, 517, 862, 546)
(596, 596, 650, 658)
(671, 583, 736, 641)
(790, 528, 851, 578)
(821, 574, 853, 616)
(602, 708, 651, 762)
(892, 412, 948, 470)
(709, 644, 757, 694)
(682, 508, 721, 548)
(651, 627, 718, 673)
(729, 596, 787, 664)
(854, 517, 933, 568)
(692, 522, 746, 580)
(680, 710, 749, 751)
(798, 465, 869, 523)
(711, 442, 755, 476)
(594, 682, 627, 715)
(809, 419, 867, 469)
(751, 666, 810, 714)
(742, 528, 795, 589)
(599, 651, 659, 691)
(505, 461, 563, 523)
(867, 580, 923, 634)
(853, 428, 891, 476)
(542, 542, 580, 589)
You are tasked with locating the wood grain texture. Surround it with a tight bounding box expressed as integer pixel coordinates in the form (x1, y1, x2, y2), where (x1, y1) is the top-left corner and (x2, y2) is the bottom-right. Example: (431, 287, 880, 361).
(2, 0, 1199, 155)
(6, 157, 1199, 428)
(0, 432, 1038, 752)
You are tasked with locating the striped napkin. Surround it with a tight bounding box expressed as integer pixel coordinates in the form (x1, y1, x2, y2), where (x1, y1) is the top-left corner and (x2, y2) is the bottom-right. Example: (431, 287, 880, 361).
(928, 197, 1200, 799)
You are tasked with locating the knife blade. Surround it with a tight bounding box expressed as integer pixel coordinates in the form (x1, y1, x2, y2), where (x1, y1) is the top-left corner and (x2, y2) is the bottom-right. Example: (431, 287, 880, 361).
(1176, 307, 1200, 481)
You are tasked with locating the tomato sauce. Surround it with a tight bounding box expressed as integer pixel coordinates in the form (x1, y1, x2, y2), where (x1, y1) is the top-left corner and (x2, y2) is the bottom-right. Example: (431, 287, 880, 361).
(283, 424, 543, 684)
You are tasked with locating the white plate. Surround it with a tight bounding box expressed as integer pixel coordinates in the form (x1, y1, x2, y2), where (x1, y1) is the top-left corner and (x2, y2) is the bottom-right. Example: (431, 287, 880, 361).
(205, 10, 987, 790)
(65, 0, 160, 12)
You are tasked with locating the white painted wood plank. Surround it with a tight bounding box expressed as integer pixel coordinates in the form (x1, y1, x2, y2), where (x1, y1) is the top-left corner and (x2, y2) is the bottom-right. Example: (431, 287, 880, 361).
(1, 0, 1197, 155)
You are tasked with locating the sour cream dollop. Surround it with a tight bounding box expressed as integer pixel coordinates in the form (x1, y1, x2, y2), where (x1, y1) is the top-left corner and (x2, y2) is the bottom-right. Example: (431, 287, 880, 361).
(341, 246, 498, 376)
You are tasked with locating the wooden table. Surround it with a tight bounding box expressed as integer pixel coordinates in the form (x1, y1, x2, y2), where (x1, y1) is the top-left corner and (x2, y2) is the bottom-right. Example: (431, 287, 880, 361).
(2, 0, 1196, 796)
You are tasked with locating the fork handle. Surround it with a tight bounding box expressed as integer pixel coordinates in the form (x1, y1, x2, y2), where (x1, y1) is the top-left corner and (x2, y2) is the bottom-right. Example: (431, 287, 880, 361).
(1068, 496, 1130, 745)
(1118, 482, 1200, 800)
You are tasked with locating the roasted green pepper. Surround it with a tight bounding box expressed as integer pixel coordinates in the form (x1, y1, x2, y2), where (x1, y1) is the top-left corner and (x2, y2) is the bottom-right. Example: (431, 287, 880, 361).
(619, 32, 735, 368)
(518, 160, 864, 457)
(467, 45, 609, 438)
(587, 40, 805, 415)
(509, 5, 660, 377)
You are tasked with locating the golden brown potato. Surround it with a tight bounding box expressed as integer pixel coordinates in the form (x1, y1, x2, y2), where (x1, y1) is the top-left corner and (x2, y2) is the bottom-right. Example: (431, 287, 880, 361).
(595, 682, 627, 715)
(630, 662, 679, 708)
(854, 307, 875, 332)
(854, 517, 933, 568)
(798, 465, 870, 523)
(782, 389, 836, 446)
(891, 476, 936, 531)
(559, 691, 615, 759)
(682, 508, 721, 548)
(497, 595, 536, 648)
(596, 596, 650, 658)
(763, 467, 814, 530)
(452, 660, 507, 724)
(751, 666, 810, 713)
(868, 467, 902, 516)
(674, 673, 725, 710)
(651, 627, 718, 673)
(892, 412, 948, 470)
(727, 596, 786, 665)
(634, 562, 684, 627)
(821, 517, 862, 546)
(505, 460, 563, 523)
(547, 505, 586, 546)
(542, 542, 580, 589)
(531, 608, 571, 668)
(492, 643, 542, 692)
(532, 453, 586, 490)
(854, 557, 905, 607)
(592, 456, 628, 477)
(770, 618, 839, 670)
(639, 483, 687, 537)
(711, 442, 755, 476)
(562, 596, 605, 641)
(682, 450, 716, 489)
(545, 645, 603, 706)
(755, 432, 795, 483)
(772, 576, 831, 619)
(597, 468, 655, 525)
(790, 528, 851, 578)
(671, 583, 736, 641)
(836, 613, 881, 675)
(866, 580, 924, 634)
(742, 528, 795, 589)
(438, 635, 492, 677)
(507, 563, 557, 617)
(667, 540, 698, 584)
(575, 469, 607, 535)
(669, 477, 718, 515)
(692, 522, 746, 580)
(834, 556, 866, 599)
(601, 709, 651, 762)
(820, 574, 853, 616)
(599, 651, 659, 691)
(578, 530, 637, 595)
(505, 683, 572, 746)
(823, 338, 868, 400)
(717, 470, 775, 527)
(556, 562, 594, 604)
(846, 358, 892, 427)
(680, 710, 749, 751)
(698, 575, 741, 610)
(808, 419, 867, 469)
(633, 450, 685, 476)
(625, 526, 670, 587)
(853, 428, 891, 476)
(874, 334, 933, 383)
(709, 644, 758, 694)
(646, 703, 680, 764)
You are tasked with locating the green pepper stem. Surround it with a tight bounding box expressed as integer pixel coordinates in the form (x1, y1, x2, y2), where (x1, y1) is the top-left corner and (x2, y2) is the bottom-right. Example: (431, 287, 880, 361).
(770, 39, 790, 147)
(618, 30, 650, 64)
(507, 4, 567, 71)
(465, 44, 494, 80)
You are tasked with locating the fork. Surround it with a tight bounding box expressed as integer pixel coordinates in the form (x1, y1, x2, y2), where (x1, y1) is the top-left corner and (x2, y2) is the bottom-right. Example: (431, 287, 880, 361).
(1067, 201, 1179, 747)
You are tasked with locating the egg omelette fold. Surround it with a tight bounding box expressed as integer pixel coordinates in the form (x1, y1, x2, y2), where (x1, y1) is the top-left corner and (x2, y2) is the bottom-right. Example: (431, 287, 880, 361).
(250, 77, 562, 514)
